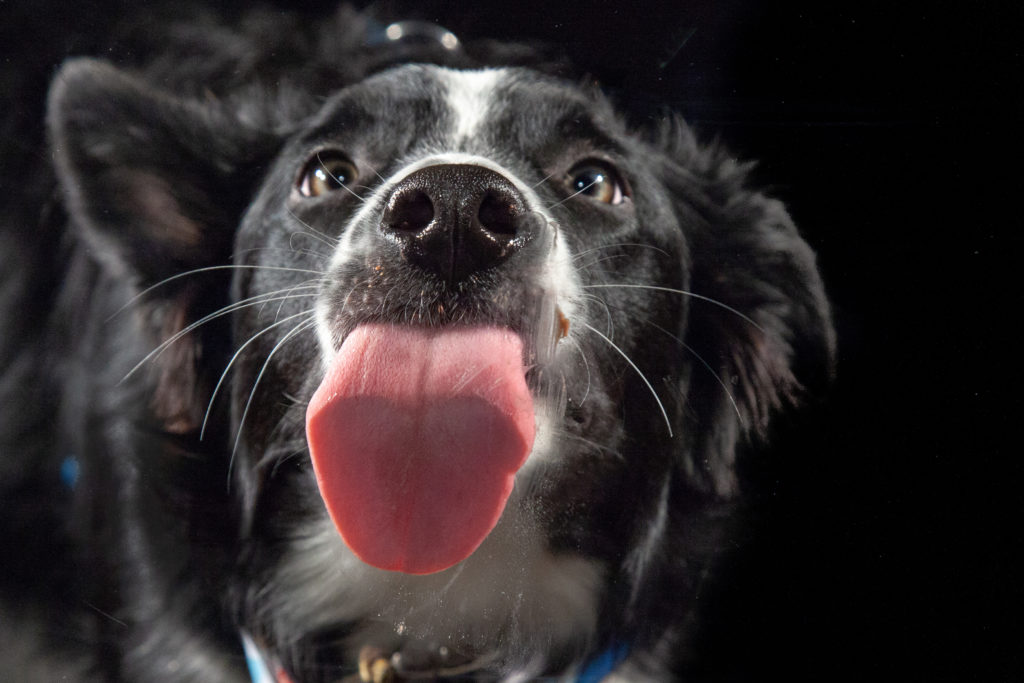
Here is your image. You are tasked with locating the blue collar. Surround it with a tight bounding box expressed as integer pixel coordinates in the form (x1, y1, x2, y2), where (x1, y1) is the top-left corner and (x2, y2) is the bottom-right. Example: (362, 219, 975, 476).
(241, 631, 288, 683)
(242, 631, 629, 682)
(575, 642, 630, 683)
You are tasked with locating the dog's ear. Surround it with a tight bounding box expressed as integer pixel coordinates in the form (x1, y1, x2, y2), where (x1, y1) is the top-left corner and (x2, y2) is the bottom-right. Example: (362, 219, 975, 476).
(658, 122, 836, 497)
(48, 58, 276, 284)
(47, 59, 279, 432)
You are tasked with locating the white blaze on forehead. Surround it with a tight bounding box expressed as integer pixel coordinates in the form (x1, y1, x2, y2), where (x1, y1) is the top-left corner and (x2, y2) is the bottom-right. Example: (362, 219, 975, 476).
(438, 68, 505, 142)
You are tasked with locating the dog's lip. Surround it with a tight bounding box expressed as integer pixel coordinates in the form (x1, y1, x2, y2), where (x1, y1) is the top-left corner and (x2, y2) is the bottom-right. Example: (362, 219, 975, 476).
(327, 307, 569, 383)
(331, 319, 531, 360)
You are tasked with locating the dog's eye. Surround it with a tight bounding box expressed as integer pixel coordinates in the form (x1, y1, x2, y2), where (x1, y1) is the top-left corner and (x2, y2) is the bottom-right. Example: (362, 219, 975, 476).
(298, 152, 359, 197)
(567, 162, 626, 205)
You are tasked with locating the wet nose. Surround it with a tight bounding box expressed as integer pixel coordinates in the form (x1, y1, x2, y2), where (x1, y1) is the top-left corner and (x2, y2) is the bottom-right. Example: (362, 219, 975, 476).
(380, 164, 534, 284)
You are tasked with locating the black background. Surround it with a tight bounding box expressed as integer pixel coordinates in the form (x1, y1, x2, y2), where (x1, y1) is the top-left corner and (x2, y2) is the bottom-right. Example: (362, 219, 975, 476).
(2, 0, 1017, 679)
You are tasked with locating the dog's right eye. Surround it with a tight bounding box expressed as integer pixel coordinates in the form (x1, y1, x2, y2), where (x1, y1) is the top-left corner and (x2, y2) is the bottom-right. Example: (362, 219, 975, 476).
(298, 152, 359, 197)
(566, 161, 627, 205)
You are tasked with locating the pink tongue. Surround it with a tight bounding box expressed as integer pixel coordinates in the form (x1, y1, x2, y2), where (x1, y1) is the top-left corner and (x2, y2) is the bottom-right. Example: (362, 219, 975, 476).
(305, 324, 535, 575)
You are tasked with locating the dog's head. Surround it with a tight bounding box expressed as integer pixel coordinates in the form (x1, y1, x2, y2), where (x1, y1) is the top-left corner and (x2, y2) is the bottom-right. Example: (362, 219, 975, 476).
(48, 40, 833, 679)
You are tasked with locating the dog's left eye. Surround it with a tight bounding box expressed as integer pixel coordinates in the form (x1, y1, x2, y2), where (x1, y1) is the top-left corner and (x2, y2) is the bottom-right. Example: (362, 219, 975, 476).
(298, 152, 359, 197)
(567, 161, 626, 205)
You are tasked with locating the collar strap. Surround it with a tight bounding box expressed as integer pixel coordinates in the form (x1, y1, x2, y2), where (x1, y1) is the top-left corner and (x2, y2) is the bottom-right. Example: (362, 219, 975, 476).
(575, 642, 630, 683)
(241, 631, 629, 683)
(241, 631, 294, 683)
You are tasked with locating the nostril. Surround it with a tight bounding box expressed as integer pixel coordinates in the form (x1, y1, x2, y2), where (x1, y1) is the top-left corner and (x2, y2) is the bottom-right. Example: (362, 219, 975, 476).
(387, 190, 435, 233)
(380, 164, 535, 284)
(477, 191, 518, 236)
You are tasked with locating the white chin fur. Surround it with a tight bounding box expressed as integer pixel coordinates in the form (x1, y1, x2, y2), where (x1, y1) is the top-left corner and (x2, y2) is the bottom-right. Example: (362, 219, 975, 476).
(269, 480, 602, 671)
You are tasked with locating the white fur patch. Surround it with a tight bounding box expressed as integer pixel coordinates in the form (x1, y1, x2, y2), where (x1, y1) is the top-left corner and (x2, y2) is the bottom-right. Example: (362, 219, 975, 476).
(437, 68, 504, 142)
(270, 502, 602, 676)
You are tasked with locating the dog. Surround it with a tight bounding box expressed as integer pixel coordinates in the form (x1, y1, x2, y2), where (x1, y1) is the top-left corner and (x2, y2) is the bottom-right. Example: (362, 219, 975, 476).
(0, 5, 834, 681)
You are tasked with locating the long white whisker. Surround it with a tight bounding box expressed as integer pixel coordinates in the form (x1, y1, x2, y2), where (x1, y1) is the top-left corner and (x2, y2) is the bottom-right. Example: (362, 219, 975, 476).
(571, 243, 671, 262)
(108, 264, 327, 320)
(289, 231, 338, 255)
(583, 283, 764, 332)
(579, 293, 614, 337)
(240, 245, 331, 262)
(532, 170, 557, 188)
(580, 321, 673, 437)
(547, 179, 597, 210)
(317, 152, 365, 203)
(200, 309, 315, 441)
(555, 430, 622, 457)
(229, 315, 318, 481)
(647, 320, 744, 426)
(270, 281, 324, 321)
(286, 206, 340, 249)
(564, 335, 592, 407)
(576, 253, 632, 271)
(337, 278, 373, 320)
(120, 287, 322, 383)
(363, 161, 388, 184)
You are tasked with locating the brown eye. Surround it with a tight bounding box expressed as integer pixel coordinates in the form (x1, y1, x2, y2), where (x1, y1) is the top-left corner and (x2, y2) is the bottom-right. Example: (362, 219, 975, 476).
(567, 161, 626, 205)
(298, 152, 359, 197)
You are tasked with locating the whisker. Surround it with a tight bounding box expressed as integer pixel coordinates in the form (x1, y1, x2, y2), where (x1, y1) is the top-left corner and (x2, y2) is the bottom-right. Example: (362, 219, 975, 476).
(647, 320, 744, 426)
(532, 170, 557, 188)
(555, 430, 622, 458)
(120, 287, 322, 383)
(546, 179, 597, 210)
(317, 151, 366, 203)
(239, 245, 331, 263)
(230, 315, 318, 480)
(363, 161, 388, 184)
(563, 335, 592, 407)
(576, 253, 631, 272)
(580, 321, 673, 436)
(262, 441, 312, 478)
(578, 292, 614, 337)
(333, 277, 373, 321)
(286, 206, 341, 250)
(571, 243, 671, 262)
(583, 283, 763, 332)
(200, 309, 316, 441)
(108, 264, 327, 320)
(289, 232, 336, 256)
(270, 282, 323, 321)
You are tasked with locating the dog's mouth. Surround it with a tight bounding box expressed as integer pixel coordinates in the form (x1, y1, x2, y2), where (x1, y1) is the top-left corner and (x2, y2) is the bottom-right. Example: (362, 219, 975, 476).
(301, 157, 576, 575)
(305, 323, 537, 575)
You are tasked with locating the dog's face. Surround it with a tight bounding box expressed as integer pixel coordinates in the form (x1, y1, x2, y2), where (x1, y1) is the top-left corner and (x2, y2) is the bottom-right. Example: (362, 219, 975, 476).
(49, 55, 832, 679)
(233, 64, 692, 671)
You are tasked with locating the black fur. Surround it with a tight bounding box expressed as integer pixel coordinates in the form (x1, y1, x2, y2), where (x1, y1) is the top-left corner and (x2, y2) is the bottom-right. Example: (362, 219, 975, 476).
(1, 5, 833, 681)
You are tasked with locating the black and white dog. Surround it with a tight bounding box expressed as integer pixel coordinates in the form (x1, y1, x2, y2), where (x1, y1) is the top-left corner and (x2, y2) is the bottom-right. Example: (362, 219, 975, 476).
(0, 6, 833, 682)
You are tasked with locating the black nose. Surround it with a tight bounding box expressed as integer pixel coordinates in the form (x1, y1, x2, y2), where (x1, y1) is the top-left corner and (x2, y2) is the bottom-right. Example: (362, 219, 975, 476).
(380, 164, 534, 284)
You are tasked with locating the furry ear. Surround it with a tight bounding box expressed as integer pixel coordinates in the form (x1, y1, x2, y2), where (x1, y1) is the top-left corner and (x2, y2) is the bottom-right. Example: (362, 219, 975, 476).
(47, 58, 276, 284)
(660, 123, 836, 497)
(47, 59, 278, 432)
